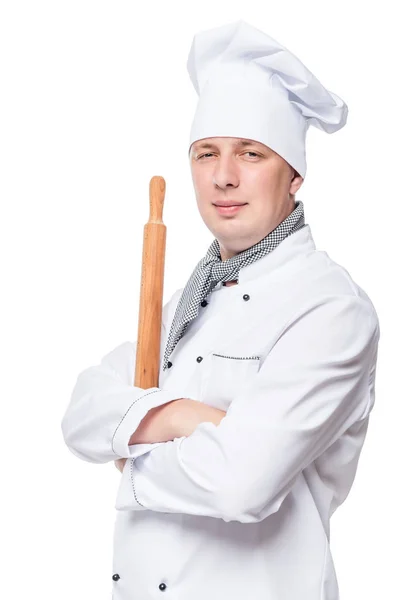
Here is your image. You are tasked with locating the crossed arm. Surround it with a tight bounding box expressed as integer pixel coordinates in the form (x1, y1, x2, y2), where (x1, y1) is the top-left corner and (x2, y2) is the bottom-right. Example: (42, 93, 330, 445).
(62, 294, 379, 523)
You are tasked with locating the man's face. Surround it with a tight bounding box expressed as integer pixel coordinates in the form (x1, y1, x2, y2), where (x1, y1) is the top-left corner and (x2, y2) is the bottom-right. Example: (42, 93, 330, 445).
(189, 136, 304, 260)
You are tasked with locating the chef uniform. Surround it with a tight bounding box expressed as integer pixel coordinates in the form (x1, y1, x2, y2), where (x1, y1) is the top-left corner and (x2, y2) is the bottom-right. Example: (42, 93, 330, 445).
(61, 20, 380, 600)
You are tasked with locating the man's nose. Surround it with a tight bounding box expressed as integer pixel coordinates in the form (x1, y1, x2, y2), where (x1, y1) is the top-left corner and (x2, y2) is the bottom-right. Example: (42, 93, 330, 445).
(212, 157, 239, 189)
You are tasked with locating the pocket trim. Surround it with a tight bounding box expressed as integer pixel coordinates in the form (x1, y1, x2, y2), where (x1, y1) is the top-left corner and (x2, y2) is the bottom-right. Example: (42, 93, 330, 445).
(212, 353, 261, 361)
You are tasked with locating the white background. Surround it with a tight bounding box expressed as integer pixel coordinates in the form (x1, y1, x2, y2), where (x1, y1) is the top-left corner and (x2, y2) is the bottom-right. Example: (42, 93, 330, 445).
(1, 1, 397, 598)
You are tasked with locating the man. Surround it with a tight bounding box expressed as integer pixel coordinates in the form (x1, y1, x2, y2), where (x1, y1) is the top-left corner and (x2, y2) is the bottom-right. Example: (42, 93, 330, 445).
(61, 20, 380, 600)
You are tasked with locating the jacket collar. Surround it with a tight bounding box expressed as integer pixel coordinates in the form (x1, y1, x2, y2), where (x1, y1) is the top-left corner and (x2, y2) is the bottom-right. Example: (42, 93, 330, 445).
(235, 224, 316, 285)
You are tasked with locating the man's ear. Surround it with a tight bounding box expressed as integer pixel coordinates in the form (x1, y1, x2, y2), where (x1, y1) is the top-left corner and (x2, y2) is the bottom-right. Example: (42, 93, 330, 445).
(290, 171, 304, 195)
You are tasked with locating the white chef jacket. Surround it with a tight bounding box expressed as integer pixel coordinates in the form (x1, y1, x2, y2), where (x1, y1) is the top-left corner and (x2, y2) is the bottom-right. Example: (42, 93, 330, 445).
(61, 224, 380, 600)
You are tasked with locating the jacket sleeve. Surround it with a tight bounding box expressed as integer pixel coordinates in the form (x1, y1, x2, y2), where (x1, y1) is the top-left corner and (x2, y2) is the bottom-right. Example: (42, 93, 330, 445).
(115, 294, 380, 522)
(60, 289, 187, 464)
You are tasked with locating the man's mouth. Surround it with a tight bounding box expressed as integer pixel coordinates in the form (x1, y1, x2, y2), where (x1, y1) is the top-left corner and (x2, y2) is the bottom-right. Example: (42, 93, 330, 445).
(214, 203, 247, 215)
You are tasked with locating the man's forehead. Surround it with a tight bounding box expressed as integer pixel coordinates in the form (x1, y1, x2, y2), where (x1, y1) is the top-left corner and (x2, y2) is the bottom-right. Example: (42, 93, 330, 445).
(192, 137, 266, 150)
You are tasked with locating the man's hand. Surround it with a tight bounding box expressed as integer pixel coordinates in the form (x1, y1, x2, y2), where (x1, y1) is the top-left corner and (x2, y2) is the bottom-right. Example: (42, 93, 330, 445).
(114, 399, 226, 473)
(115, 457, 127, 473)
(169, 398, 227, 438)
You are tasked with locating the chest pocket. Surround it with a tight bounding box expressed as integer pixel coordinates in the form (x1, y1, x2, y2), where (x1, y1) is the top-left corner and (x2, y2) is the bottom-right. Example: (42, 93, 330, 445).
(199, 353, 261, 412)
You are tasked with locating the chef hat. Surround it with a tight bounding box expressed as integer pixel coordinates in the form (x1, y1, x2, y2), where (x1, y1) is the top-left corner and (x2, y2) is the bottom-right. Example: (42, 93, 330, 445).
(187, 19, 348, 178)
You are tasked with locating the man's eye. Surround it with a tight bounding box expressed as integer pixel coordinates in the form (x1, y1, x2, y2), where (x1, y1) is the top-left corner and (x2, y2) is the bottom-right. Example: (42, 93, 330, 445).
(197, 151, 260, 159)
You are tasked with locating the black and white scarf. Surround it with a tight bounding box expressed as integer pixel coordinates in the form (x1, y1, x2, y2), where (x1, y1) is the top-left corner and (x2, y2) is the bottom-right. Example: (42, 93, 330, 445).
(162, 199, 306, 371)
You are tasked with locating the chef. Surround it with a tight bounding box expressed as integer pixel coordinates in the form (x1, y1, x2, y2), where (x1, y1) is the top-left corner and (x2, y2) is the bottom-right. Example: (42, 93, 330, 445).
(61, 19, 380, 600)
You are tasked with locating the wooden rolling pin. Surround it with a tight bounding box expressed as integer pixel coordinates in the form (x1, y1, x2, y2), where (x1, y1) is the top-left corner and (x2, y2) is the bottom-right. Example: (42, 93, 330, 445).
(134, 175, 167, 389)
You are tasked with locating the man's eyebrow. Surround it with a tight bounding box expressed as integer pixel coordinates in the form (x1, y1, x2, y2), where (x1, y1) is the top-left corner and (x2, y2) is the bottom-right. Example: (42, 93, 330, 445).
(192, 139, 261, 151)
(236, 139, 260, 147)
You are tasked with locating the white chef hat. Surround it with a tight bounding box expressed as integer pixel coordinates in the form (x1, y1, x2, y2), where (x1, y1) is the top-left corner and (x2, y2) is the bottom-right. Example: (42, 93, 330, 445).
(187, 19, 348, 179)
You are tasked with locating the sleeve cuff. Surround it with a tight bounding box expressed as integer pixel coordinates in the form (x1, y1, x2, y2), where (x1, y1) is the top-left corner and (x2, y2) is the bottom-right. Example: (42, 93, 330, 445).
(126, 442, 165, 459)
(115, 457, 147, 511)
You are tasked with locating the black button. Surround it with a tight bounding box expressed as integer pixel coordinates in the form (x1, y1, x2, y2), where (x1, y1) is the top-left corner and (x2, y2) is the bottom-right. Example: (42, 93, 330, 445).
(112, 573, 120, 581)
(167, 361, 173, 368)
(196, 356, 203, 363)
(243, 294, 250, 301)
(159, 582, 167, 591)
(200, 300, 208, 307)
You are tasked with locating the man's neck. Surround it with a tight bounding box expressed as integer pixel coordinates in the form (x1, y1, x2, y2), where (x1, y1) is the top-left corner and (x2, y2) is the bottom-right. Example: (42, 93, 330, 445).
(223, 280, 238, 287)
